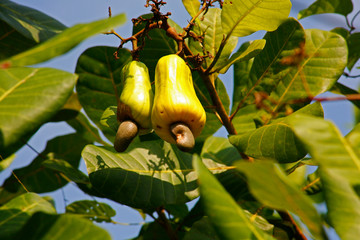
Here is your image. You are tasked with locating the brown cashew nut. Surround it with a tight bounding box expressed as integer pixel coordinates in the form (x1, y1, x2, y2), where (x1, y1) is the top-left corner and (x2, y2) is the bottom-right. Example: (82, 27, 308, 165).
(170, 122, 195, 152)
(114, 120, 139, 152)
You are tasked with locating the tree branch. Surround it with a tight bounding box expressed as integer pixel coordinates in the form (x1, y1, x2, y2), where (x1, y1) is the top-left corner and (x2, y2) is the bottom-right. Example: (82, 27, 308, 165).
(156, 207, 178, 240)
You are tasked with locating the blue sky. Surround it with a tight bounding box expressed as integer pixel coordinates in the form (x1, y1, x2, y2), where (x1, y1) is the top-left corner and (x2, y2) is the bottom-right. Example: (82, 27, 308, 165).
(3, 0, 360, 239)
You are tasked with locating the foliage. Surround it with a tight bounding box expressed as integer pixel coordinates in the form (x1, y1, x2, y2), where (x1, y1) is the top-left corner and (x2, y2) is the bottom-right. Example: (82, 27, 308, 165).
(1, 0, 360, 239)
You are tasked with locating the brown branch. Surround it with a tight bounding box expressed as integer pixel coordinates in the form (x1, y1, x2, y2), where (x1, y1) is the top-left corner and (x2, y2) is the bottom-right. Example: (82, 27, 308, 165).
(278, 211, 308, 240)
(156, 207, 178, 240)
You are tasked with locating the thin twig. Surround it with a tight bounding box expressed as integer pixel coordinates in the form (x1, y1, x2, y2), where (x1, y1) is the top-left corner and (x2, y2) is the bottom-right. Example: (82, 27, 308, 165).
(156, 207, 178, 240)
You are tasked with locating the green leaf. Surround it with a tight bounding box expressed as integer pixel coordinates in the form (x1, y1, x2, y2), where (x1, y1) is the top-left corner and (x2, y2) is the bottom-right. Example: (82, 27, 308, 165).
(217, 39, 266, 74)
(0, 67, 77, 158)
(231, 42, 254, 113)
(201, 136, 241, 165)
(193, 155, 274, 240)
(270, 28, 348, 104)
(0, 0, 66, 43)
(75, 46, 132, 142)
(182, 0, 201, 17)
(82, 140, 228, 210)
(0, 192, 56, 239)
(347, 32, 360, 71)
(231, 105, 257, 134)
(65, 200, 116, 223)
(229, 102, 323, 163)
(235, 161, 326, 239)
(0, 154, 15, 172)
(42, 159, 89, 184)
(188, 8, 238, 70)
(13, 212, 111, 240)
(0, 13, 126, 67)
(3, 134, 88, 194)
(183, 217, 220, 240)
(249, 18, 305, 96)
(221, 0, 291, 37)
(0, 20, 37, 61)
(288, 115, 360, 240)
(50, 92, 82, 122)
(298, 0, 353, 19)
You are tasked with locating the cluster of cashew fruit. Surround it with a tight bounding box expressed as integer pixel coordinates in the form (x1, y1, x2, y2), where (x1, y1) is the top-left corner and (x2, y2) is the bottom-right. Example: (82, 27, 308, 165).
(114, 54, 206, 152)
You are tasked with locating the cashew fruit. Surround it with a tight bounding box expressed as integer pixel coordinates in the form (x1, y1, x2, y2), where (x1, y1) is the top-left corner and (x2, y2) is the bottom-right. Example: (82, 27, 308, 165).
(151, 54, 206, 151)
(114, 61, 153, 152)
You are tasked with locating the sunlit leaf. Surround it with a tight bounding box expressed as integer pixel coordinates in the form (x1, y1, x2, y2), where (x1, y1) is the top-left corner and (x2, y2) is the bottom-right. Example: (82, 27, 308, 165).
(0, 193, 56, 239)
(182, 0, 201, 17)
(66, 200, 116, 223)
(236, 161, 326, 239)
(193, 155, 274, 240)
(82, 140, 228, 210)
(221, 0, 291, 37)
(75, 46, 132, 142)
(217, 39, 266, 74)
(0, 67, 77, 158)
(0, 13, 126, 67)
(298, 0, 353, 19)
(229, 102, 323, 163)
(288, 115, 360, 240)
(269, 29, 347, 106)
(201, 136, 241, 165)
(13, 212, 111, 240)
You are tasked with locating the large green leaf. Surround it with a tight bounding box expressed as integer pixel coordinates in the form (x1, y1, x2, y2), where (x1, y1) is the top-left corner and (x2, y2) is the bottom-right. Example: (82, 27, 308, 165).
(82, 140, 228, 210)
(229, 102, 323, 163)
(0, 0, 66, 43)
(193, 155, 274, 240)
(188, 8, 238, 70)
(288, 115, 360, 240)
(75, 46, 132, 142)
(182, 0, 201, 17)
(249, 18, 305, 96)
(200, 136, 241, 165)
(235, 161, 326, 240)
(0, 13, 126, 67)
(298, 0, 353, 19)
(0, 192, 56, 239)
(183, 217, 220, 240)
(0, 67, 77, 158)
(65, 200, 116, 223)
(347, 32, 360, 71)
(13, 212, 111, 240)
(221, 0, 291, 37)
(269, 29, 347, 104)
(231, 42, 255, 113)
(2, 134, 88, 194)
(0, 20, 37, 61)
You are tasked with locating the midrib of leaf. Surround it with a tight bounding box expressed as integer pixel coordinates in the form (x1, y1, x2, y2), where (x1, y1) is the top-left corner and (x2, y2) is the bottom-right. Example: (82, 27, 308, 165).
(0, 197, 48, 226)
(225, 0, 263, 37)
(0, 28, 16, 41)
(235, 27, 297, 112)
(272, 34, 328, 113)
(0, 68, 38, 103)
